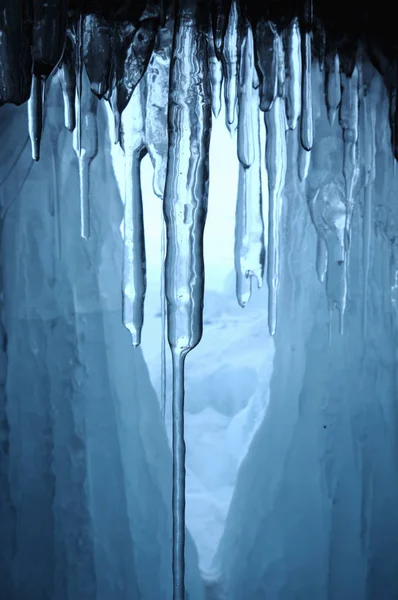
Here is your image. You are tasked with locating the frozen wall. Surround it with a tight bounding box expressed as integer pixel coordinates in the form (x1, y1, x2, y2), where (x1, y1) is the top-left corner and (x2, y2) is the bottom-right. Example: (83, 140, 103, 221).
(0, 80, 204, 600)
(213, 67, 398, 599)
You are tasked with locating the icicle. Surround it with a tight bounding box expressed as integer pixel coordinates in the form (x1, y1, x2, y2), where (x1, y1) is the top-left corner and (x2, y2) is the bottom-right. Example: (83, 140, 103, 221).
(362, 88, 376, 335)
(59, 37, 76, 132)
(308, 184, 347, 334)
(120, 85, 147, 347)
(144, 22, 172, 198)
(326, 53, 341, 125)
(73, 63, 98, 240)
(276, 34, 285, 99)
(161, 220, 167, 419)
(265, 97, 287, 335)
(285, 18, 302, 130)
(298, 141, 311, 181)
(82, 14, 112, 99)
(340, 67, 359, 253)
(116, 17, 158, 116)
(222, 0, 239, 133)
(208, 29, 223, 118)
(211, 0, 231, 59)
(237, 23, 255, 168)
(235, 87, 265, 306)
(27, 74, 44, 161)
(301, 31, 313, 151)
(256, 20, 278, 112)
(164, 12, 211, 598)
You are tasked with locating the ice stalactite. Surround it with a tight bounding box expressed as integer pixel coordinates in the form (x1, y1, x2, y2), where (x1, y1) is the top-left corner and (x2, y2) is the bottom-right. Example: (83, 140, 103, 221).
(208, 29, 223, 118)
(28, 75, 44, 162)
(82, 14, 112, 100)
(285, 18, 302, 131)
(237, 23, 255, 168)
(300, 30, 313, 151)
(121, 85, 147, 348)
(164, 9, 211, 597)
(256, 20, 278, 112)
(59, 36, 77, 132)
(222, 0, 239, 133)
(340, 67, 359, 258)
(298, 141, 311, 181)
(211, 0, 231, 60)
(73, 44, 99, 240)
(265, 97, 287, 335)
(235, 86, 265, 307)
(326, 52, 341, 125)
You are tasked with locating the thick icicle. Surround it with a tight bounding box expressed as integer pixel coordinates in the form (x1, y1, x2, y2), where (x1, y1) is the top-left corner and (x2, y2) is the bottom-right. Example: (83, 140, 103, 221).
(237, 23, 255, 168)
(211, 0, 231, 59)
(326, 52, 341, 125)
(235, 87, 265, 306)
(298, 140, 311, 181)
(222, 0, 239, 132)
(265, 97, 287, 335)
(208, 29, 223, 118)
(285, 18, 302, 130)
(340, 67, 359, 253)
(115, 16, 158, 116)
(73, 61, 98, 240)
(121, 85, 147, 347)
(301, 31, 313, 151)
(59, 36, 76, 132)
(27, 75, 44, 161)
(144, 22, 173, 198)
(308, 183, 347, 333)
(164, 11, 211, 598)
(82, 14, 112, 99)
(256, 20, 278, 112)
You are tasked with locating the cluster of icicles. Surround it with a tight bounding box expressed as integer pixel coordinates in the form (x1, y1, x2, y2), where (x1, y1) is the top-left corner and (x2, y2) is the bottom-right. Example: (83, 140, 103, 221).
(1, 2, 382, 598)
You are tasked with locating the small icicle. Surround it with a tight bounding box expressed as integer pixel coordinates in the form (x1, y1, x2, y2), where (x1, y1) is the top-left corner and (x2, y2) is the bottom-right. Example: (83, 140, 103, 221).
(256, 20, 278, 111)
(73, 62, 98, 240)
(265, 97, 287, 335)
(222, 0, 239, 133)
(235, 87, 265, 307)
(59, 36, 76, 132)
(144, 22, 172, 198)
(326, 53, 341, 125)
(340, 67, 359, 253)
(316, 236, 328, 282)
(298, 141, 311, 181)
(237, 23, 255, 168)
(120, 85, 147, 347)
(164, 12, 211, 598)
(208, 29, 223, 118)
(28, 74, 44, 161)
(301, 30, 313, 151)
(285, 18, 302, 130)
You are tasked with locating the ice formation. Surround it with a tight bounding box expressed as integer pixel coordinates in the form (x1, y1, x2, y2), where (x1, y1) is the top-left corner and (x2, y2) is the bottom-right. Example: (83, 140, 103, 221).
(1, 0, 398, 598)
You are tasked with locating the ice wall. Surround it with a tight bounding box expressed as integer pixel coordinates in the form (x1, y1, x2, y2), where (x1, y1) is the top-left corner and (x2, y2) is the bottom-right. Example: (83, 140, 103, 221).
(213, 66, 398, 599)
(0, 81, 204, 600)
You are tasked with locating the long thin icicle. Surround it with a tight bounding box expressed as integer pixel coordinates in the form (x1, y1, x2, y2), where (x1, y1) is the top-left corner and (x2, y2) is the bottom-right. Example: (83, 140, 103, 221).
(237, 23, 255, 168)
(73, 60, 98, 240)
(340, 67, 359, 253)
(326, 52, 341, 125)
(285, 18, 302, 130)
(222, 0, 239, 133)
(164, 12, 211, 599)
(265, 97, 287, 335)
(208, 28, 223, 119)
(28, 74, 44, 161)
(121, 84, 147, 347)
(256, 20, 278, 112)
(235, 86, 265, 306)
(301, 30, 313, 151)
